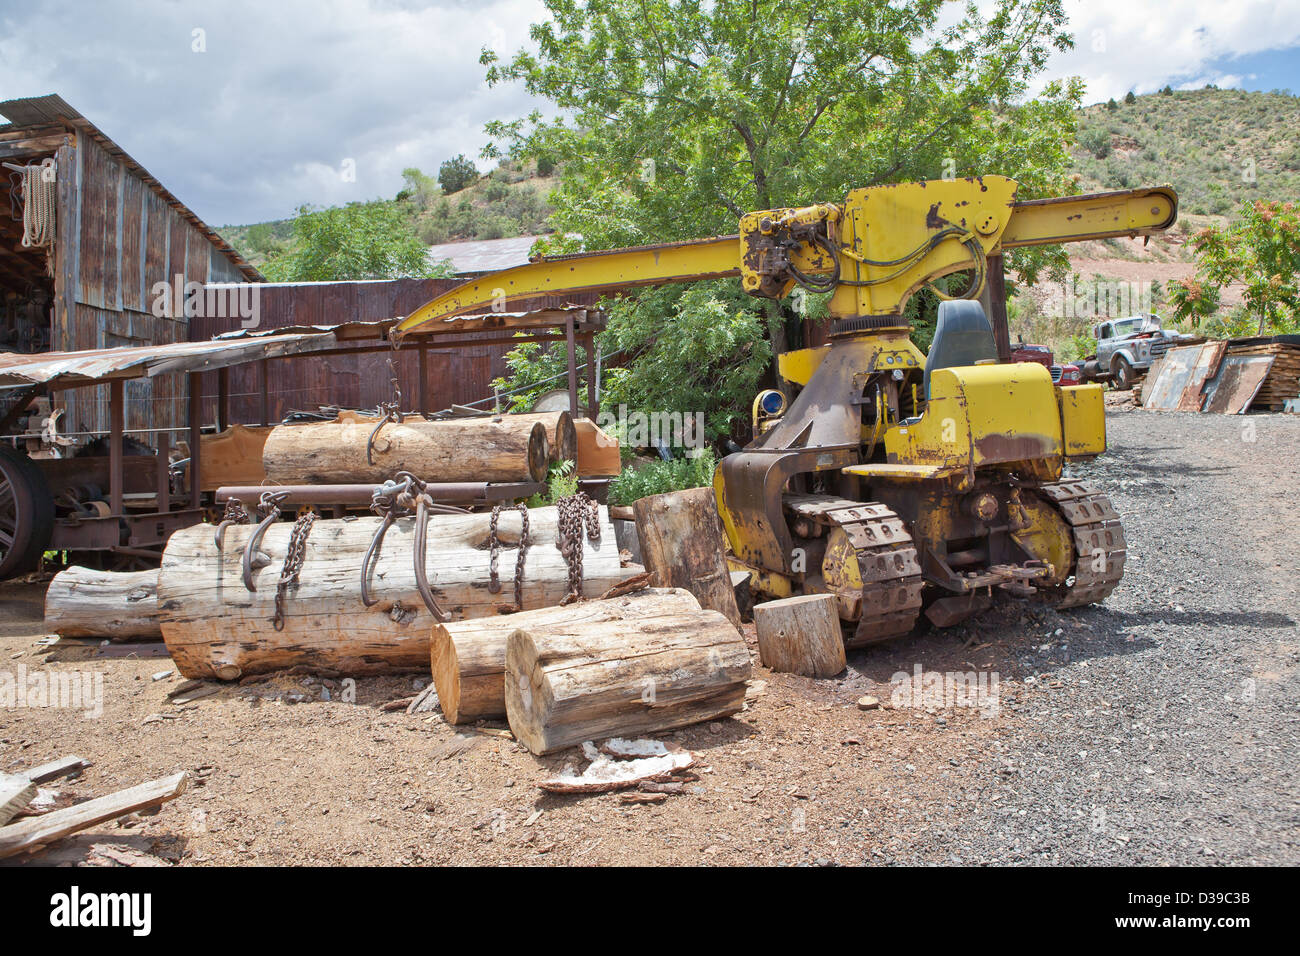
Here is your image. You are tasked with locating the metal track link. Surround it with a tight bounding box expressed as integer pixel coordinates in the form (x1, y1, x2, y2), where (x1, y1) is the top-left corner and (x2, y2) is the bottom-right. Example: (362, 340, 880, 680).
(1037, 480, 1127, 608)
(811, 500, 923, 648)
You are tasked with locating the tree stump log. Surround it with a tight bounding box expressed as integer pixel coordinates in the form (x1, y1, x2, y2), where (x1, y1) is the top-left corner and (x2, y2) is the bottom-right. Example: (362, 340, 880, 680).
(158, 506, 623, 680)
(753, 593, 846, 678)
(261, 417, 548, 484)
(431, 587, 701, 724)
(505, 608, 752, 755)
(44, 567, 162, 640)
(633, 486, 741, 626)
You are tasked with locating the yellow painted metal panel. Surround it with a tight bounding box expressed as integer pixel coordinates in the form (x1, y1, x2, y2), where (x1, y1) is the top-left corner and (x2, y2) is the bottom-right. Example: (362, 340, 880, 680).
(777, 345, 829, 386)
(1001, 187, 1177, 248)
(1059, 384, 1107, 456)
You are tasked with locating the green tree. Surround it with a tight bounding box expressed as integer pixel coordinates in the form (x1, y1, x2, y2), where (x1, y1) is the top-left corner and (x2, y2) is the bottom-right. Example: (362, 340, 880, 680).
(438, 154, 480, 193)
(400, 167, 441, 209)
(1107, 97, 1118, 111)
(1170, 199, 1300, 334)
(263, 201, 453, 281)
(482, 0, 1082, 428)
(1124, 90, 1137, 104)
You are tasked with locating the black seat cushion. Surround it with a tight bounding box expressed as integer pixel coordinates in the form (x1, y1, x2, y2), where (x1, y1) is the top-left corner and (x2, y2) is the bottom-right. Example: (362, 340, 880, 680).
(924, 300, 996, 399)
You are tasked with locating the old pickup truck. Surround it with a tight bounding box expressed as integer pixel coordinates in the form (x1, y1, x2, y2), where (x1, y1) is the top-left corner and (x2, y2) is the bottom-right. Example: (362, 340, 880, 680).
(1081, 314, 1190, 390)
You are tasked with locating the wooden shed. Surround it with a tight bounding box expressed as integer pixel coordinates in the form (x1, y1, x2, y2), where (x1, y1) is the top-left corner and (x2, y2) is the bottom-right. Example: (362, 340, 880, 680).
(0, 93, 261, 443)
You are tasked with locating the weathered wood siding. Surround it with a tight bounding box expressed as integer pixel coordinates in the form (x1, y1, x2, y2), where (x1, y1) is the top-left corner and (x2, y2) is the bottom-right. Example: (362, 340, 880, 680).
(51, 135, 250, 443)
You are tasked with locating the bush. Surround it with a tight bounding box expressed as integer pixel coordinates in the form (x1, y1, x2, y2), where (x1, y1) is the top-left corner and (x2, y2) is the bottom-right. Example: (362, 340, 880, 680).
(607, 451, 717, 507)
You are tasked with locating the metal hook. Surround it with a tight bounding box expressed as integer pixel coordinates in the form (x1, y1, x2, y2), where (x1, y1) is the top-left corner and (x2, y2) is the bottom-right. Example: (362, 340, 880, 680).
(413, 493, 450, 622)
(241, 491, 288, 591)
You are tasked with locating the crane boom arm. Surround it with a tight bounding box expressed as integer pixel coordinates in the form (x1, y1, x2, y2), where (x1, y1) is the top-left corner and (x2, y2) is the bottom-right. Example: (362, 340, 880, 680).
(395, 177, 1177, 338)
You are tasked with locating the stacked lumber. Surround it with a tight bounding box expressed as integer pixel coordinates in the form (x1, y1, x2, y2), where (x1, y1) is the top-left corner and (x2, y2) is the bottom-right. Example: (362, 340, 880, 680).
(157, 505, 624, 680)
(0, 756, 187, 860)
(44, 566, 163, 640)
(261, 416, 549, 483)
(1226, 340, 1300, 409)
(505, 606, 752, 755)
(430, 587, 703, 723)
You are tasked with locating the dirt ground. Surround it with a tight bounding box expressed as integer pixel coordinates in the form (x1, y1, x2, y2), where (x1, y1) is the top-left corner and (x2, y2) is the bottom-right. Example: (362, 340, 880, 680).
(2, 405, 1296, 866)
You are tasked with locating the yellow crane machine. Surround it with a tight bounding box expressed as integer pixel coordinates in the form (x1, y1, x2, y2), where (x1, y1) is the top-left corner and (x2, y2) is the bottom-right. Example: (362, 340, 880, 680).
(397, 175, 1177, 643)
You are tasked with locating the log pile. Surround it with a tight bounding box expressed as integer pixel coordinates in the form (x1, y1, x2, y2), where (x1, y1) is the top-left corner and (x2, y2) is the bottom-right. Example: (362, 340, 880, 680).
(261, 416, 549, 484)
(44, 566, 163, 640)
(504, 412, 576, 464)
(504, 606, 751, 755)
(430, 587, 703, 724)
(158, 505, 624, 680)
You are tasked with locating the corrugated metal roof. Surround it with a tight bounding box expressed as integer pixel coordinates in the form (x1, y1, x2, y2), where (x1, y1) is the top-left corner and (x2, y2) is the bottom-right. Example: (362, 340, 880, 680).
(214, 307, 603, 341)
(426, 236, 545, 274)
(0, 93, 263, 282)
(0, 333, 338, 390)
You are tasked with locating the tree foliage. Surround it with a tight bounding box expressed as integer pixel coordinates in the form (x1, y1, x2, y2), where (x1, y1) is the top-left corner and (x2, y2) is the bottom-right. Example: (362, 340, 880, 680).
(1169, 199, 1300, 334)
(262, 201, 453, 282)
(481, 0, 1082, 436)
(438, 154, 481, 194)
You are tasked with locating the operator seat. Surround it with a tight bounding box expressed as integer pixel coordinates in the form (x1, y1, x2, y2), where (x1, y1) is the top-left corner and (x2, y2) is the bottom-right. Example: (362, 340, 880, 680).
(923, 300, 997, 400)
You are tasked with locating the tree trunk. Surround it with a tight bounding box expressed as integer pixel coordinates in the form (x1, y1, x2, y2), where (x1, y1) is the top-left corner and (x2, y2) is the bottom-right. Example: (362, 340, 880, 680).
(505, 608, 752, 755)
(158, 505, 623, 680)
(633, 487, 741, 626)
(44, 567, 162, 640)
(753, 593, 846, 678)
(261, 417, 548, 484)
(504, 412, 575, 465)
(431, 587, 702, 724)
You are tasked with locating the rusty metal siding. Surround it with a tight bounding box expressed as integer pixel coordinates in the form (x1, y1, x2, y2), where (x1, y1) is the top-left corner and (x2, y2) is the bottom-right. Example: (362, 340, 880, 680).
(190, 279, 602, 425)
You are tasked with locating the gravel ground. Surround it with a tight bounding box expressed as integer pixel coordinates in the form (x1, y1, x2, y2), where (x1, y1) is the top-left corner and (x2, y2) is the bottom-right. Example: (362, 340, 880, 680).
(0, 406, 1295, 866)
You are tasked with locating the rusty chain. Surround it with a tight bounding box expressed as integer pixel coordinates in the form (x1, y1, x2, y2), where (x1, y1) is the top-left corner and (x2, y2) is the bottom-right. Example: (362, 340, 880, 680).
(361, 472, 466, 621)
(214, 496, 251, 550)
(555, 491, 600, 603)
(241, 490, 289, 591)
(273, 509, 316, 631)
(367, 333, 407, 465)
(488, 502, 530, 611)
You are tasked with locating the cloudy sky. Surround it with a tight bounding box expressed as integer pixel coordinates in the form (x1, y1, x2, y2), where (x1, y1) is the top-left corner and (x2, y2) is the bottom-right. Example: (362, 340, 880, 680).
(1, 0, 1297, 227)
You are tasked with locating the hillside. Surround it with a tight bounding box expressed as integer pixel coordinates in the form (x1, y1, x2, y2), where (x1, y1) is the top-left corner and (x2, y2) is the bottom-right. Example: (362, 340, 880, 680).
(1071, 87, 1300, 216)
(218, 158, 558, 270)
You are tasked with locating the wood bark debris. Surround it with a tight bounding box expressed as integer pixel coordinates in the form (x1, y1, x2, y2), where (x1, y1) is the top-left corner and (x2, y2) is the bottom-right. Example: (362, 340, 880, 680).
(538, 741, 696, 794)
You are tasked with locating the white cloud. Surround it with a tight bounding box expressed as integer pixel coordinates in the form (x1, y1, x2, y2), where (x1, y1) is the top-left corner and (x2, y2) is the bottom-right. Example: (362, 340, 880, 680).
(0, 0, 551, 224)
(1040, 0, 1300, 101)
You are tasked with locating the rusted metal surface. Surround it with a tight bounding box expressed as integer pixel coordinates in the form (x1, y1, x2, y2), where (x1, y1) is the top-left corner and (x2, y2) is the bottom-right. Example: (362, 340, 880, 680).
(1202, 355, 1274, 414)
(1143, 344, 1200, 410)
(190, 279, 605, 424)
(214, 482, 545, 506)
(0, 332, 339, 390)
(1174, 341, 1226, 411)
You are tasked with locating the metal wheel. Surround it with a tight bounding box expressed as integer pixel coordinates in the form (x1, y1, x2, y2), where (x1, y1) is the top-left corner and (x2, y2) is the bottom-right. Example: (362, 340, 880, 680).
(1111, 355, 1134, 391)
(0, 445, 55, 579)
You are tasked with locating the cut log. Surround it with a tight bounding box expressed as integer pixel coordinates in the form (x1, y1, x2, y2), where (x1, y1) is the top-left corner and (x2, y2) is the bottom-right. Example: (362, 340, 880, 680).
(261, 417, 548, 484)
(0, 772, 189, 859)
(431, 587, 702, 724)
(574, 418, 621, 476)
(753, 594, 846, 678)
(504, 412, 576, 465)
(505, 608, 752, 755)
(633, 487, 741, 626)
(158, 505, 624, 680)
(44, 567, 162, 640)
